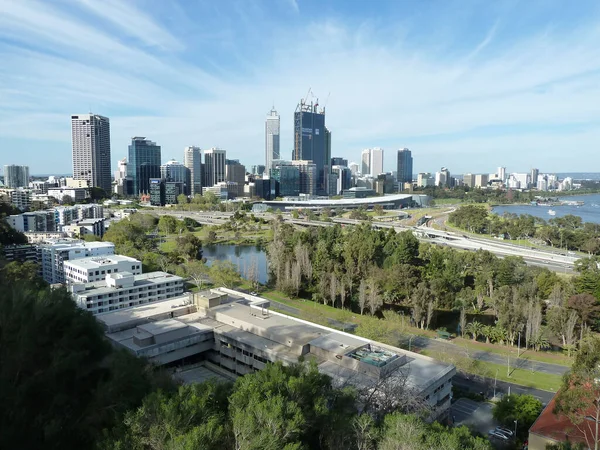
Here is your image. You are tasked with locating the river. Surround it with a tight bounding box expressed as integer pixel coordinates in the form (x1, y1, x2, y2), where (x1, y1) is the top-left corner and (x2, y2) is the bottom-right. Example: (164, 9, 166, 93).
(492, 193, 600, 224)
(202, 244, 269, 284)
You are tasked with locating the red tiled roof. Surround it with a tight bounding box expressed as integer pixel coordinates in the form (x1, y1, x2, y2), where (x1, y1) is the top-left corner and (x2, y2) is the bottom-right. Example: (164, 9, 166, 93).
(529, 393, 593, 447)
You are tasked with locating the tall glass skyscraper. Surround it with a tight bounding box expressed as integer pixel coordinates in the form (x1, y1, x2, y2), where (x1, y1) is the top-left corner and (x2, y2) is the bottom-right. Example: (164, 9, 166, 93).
(128, 137, 161, 196)
(293, 99, 330, 195)
(71, 114, 111, 193)
(265, 107, 280, 170)
(397, 148, 413, 183)
(203, 147, 226, 187)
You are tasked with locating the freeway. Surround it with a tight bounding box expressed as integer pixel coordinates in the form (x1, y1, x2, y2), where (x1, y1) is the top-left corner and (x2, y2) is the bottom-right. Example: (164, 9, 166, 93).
(126, 208, 579, 271)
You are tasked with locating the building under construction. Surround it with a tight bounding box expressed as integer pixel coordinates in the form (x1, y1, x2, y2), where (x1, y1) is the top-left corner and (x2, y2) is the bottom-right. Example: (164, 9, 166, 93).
(293, 92, 331, 195)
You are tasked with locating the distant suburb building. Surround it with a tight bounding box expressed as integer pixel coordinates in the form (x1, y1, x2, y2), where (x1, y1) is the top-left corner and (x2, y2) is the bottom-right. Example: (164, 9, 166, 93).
(38, 238, 115, 284)
(70, 271, 184, 315)
(96, 288, 456, 420)
(64, 254, 142, 284)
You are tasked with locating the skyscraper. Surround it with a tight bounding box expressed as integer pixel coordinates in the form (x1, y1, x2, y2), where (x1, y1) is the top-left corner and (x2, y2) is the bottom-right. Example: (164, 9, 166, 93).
(361, 148, 384, 177)
(3, 165, 29, 188)
(225, 159, 246, 198)
(204, 147, 226, 187)
(128, 137, 161, 196)
(396, 148, 413, 183)
(331, 157, 348, 167)
(71, 114, 111, 193)
(293, 98, 330, 195)
(265, 107, 280, 170)
(161, 159, 189, 197)
(371, 148, 384, 176)
(184, 146, 202, 197)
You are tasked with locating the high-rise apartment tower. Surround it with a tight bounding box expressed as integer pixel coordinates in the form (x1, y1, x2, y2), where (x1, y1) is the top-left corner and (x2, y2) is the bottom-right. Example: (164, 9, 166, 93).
(204, 147, 226, 187)
(3, 165, 29, 188)
(184, 146, 202, 196)
(71, 114, 111, 193)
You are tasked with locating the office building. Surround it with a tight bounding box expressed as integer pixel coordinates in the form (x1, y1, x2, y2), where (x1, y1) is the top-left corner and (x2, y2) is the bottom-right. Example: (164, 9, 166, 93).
(497, 167, 506, 183)
(225, 160, 246, 198)
(396, 148, 413, 183)
(417, 173, 434, 188)
(71, 114, 111, 193)
(292, 160, 317, 196)
(251, 165, 266, 176)
(293, 98, 331, 195)
(204, 147, 226, 187)
(149, 178, 165, 206)
(38, 238, 115, 284)
(113, 158, 132, 196)
(64, 255, 142, 284)
(361, 148, 384, 177)
(184, 146, 203, 196)
(161, 159, 188, 197)
(128, 137, 161, 196)
(70, 271, 184, 315)
(375, 174, 396, 195)
(331, 165, 352, 196)
(530, 168, 539, 189)
(474, 174, 489, 188)
(265, 107, 280, 170)
(349, 162, 360, 175)
(270, 161, 300, 197)
(254, 178, 277, 200)
(463, 174, 475, 188)
(3, 165, 29, 188)
(97, 288, 455, 420)
(331, 157, 348, 167)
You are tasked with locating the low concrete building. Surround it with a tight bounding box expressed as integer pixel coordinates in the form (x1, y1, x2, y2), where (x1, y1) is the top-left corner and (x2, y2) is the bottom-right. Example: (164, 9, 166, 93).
(70, 271, 184, 315)
(64, 254, 142, 284)
(3, 244, 37, 262)
(47, 187, 88, 203)
(96, 288, 456, 418)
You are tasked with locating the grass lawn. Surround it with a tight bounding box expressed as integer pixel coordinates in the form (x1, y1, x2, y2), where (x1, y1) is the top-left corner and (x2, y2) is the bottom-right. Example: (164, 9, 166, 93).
(432, 198, 464, 205)
(258, 288, 568, 390)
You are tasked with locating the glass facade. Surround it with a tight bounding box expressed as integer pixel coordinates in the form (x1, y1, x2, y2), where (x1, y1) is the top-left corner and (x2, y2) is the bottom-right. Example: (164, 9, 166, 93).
(270, 164, 300, 197)
(149, 178, 165, 206)
(293, 106, 330, 195)
(128, 137, 161, 196)
(397, 148, 413, 183)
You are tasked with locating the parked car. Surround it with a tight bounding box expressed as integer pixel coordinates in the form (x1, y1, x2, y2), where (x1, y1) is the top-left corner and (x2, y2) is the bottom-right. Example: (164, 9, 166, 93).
(495, 426, 514, 437)
(250, 291, 257, 296)
(488, 430, 509, 441)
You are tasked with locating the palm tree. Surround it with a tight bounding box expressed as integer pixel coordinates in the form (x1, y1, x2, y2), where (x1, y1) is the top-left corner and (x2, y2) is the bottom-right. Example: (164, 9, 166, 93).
(482, 325, 494, 344)
(492, 325, 508, 345)
(465, 320, 484, 342)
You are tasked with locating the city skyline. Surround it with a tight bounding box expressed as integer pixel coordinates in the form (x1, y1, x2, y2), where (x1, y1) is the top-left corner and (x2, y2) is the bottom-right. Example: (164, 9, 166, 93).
(2, 1, 600, 173)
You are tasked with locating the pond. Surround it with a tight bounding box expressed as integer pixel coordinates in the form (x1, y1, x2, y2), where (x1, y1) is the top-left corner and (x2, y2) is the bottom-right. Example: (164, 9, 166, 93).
(202, 244, 269, 285)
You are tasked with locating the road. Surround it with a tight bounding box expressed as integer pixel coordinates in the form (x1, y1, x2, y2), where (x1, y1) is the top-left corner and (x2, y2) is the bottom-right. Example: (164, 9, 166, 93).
(412, 336, 569, 376)
(126, 208, 580, 272)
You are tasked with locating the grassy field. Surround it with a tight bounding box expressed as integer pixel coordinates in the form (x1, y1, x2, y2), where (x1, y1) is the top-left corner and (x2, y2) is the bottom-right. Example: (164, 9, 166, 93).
(256, 288, 571, 390)
(432, 198, 464, 205)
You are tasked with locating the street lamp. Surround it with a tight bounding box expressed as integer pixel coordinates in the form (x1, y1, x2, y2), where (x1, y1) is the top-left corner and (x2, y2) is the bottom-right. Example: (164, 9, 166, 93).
(517, 331, 521, 358)
(494, 369, 499, 398)
(409, 335, 415, 352)
(514, 419, 518, 437)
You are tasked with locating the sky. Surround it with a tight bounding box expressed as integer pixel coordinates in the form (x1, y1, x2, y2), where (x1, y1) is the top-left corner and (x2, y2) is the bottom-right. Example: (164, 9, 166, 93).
(1, 0, 600, 176)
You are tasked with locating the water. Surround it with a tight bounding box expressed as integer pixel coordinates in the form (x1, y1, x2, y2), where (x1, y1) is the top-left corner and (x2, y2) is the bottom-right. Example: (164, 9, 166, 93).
(202, 244, 269, 284)
(492, 193, 600, 224)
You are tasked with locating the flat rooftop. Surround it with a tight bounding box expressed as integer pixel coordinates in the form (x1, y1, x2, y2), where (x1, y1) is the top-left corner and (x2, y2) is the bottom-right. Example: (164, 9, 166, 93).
(263, 193, 413, 207)
(74, 271, 182, 296)
(64, 254, 138, 269)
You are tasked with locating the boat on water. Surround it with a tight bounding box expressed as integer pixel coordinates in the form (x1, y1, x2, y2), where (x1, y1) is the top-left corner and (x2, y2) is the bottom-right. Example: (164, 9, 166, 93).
(548, 209, 556, 216)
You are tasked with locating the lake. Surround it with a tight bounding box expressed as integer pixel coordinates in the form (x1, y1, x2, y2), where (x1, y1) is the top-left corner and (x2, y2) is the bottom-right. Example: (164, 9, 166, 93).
(202, 244, 269, 284)
(492, 193, 600, 224)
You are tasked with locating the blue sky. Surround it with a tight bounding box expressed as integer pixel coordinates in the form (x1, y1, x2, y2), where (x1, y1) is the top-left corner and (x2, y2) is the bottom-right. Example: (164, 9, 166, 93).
(1, 0, 600, 175)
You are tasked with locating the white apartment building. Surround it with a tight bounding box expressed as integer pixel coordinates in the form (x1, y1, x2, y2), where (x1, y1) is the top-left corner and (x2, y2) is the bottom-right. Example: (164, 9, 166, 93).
(47, 187, 88, 203)
(9, 189, 31, 211)
(38, 238, 115, 284)
(64, 255, 142, 284)
(70, 271, 184, 315)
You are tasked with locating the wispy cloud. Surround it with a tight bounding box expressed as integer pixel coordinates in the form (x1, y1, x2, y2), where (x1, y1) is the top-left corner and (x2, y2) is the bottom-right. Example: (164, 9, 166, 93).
(1, 0, 600, 173)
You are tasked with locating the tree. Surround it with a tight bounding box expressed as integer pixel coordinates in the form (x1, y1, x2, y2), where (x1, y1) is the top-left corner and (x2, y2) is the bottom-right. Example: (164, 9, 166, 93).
(104, 381, 233, 450)
(568, 293, 600, 342)
(210, 260, 242, 288)
(493, 394, 543, 437)
(0, 285, 170, 449)
(330, 273, 338, 307)
(175, 232, 203, 261)
(185, 260, 209, 289)
(61, 194, 74, 205)
(367, 278, 382, 316)
(158, 215, 180, 235)
(1, 261, 45, 289)
(358, 280, 367, 315)
(206, 229, 218, 244)
(555, 336, 600, 450)
(177, 193, 189, 205)
(465, 321, 484, 342)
